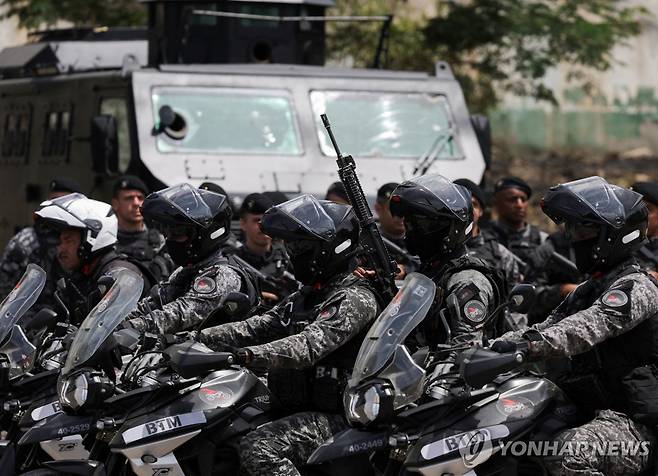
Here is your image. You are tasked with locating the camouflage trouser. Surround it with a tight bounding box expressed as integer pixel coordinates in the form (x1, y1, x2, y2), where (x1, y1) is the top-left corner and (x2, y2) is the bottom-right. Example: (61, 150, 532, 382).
(544, 409, 655, 476)
(239, 411, 347, 476)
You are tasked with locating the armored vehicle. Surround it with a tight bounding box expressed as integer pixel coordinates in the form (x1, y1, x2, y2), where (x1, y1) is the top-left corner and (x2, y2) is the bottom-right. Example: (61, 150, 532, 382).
(0, 0, 489, 246)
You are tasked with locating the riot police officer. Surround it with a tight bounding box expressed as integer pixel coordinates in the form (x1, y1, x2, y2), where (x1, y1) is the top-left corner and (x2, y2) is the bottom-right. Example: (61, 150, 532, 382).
(124, 184, 258, 334)
(492, 176, 658, 475)
(0, 177, 81, 301)
(235, 192, 296, 305)
(389, 174, 505, 347)
(34, 193, 146, 324)
(488, 176, 548, 266)
(198, 194, 380, 476)
(112, 175, 174, 285)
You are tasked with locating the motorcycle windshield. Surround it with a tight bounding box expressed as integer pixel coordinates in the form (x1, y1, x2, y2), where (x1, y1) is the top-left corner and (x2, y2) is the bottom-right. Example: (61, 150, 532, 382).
(350, 273, 435, 386)
(63, 268, 143, 373)
(1, 325, 36, 379)
(0, 263, 46, 343)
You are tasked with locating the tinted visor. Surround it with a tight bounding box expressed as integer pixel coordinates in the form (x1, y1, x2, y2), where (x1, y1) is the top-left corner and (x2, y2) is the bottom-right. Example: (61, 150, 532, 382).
(565, 223, 599, 243)
(261, 194, 336, 242)
(542, 176, 635, 228)
(142, 183, 227, 229)
(405, 214, 449, 236)
(285, 239, 317, 257)
(152, 222, 196, 241)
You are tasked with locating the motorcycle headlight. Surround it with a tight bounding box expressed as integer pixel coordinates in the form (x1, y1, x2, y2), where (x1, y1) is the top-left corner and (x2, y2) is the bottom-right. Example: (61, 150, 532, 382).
(344, 380, 395, 427)
(58, 369, 113, 413)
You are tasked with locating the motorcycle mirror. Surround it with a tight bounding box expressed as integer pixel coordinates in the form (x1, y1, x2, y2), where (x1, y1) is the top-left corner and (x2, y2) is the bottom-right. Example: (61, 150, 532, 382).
(24, 307, 57, 332)
(458, 347, 524, 388)
(507, 284, 536, 314)
(165, 342, 234, 378)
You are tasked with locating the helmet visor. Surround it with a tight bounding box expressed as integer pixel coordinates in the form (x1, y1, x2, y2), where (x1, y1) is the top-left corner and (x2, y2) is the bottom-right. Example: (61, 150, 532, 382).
(543, 176, 630, 228)
(261, 194, 336, 242)
(144, 183, 226, 229)
(391, 174, 471, 223)
(565, 222, 599, 243)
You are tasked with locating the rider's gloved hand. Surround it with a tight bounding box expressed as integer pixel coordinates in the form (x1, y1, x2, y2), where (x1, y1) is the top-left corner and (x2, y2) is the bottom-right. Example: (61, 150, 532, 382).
(234, 348, 254, 366)
(491, 339, 521, 354)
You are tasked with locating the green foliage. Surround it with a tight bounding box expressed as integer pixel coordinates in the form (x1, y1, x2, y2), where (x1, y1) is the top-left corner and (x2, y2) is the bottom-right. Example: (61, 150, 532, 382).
(1, 0, 146, 29)
(327, 0, 645, 112)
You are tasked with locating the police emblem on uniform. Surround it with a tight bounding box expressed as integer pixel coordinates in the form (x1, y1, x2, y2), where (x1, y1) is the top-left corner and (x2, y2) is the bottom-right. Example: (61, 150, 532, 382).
(601, 289, 629, 307)
(463, 300, 486, 323)
(319, 306, 337, 320)
(193, 276, 216, 294)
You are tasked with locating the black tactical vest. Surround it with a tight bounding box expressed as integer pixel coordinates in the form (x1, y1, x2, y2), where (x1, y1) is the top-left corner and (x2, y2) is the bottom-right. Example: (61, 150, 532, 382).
(555, 261, 658, 417)
(267, 274, 380, 413)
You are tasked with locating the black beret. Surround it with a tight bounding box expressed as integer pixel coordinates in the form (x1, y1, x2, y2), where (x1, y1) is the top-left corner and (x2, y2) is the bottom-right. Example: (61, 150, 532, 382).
(50, 177, 82, 194)
(199, 182, 228, 197)
(113, 175, 148, 196)
(263, 190, 289, 206)
(454, 178, 485, 208)
(494, 176, 532, 198)
(240, 193, 273, 216)
(377, 182, 399, 202)
(631, 181, 658, 206)
(325, 181, 349, 202)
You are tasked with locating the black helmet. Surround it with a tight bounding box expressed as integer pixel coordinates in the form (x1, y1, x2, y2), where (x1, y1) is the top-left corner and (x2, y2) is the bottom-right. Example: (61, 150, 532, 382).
(141, 183, 232, 266)
(389, 174, 473, 261)
(260, 194, 359, 285)
(541, 176, 647, 273)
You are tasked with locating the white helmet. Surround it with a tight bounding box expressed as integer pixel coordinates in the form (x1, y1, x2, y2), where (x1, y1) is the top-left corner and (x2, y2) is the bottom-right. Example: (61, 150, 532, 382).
(35, 193, 117, 260)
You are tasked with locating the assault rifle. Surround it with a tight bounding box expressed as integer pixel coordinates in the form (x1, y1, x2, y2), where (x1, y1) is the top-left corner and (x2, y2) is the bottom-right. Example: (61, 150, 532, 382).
(321, 114, 398, 301)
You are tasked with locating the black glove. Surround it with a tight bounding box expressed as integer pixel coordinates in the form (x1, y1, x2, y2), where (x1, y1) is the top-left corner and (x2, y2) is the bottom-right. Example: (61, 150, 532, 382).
(234, 348, 254, 366)
(491, 340, 519, 354)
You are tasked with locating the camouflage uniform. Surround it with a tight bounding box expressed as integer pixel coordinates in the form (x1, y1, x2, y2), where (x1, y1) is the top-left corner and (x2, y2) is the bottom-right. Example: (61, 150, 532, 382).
(200, 272, 379, 476)
(116, 228, 175, 286)
(0, 226, 60, 303)
(488, 221, 548, 271)
(498, 258, 658, 475)
(415, 254, 503, 349)
(125, 249, 244, 334)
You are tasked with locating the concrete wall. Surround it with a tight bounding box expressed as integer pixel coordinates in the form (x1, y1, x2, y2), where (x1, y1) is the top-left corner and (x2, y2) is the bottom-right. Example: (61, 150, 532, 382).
(492, 0, 658, 153)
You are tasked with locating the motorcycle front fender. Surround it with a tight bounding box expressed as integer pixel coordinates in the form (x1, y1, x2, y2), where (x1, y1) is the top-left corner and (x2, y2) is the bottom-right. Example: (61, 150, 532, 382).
(307, 427, 389, 465)
(17, 412, 94, 445)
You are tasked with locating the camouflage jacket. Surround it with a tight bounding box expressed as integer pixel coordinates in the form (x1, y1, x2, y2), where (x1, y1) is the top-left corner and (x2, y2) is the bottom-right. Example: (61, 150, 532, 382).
(499, 258, 658, 360)
(126, 249, 243, 334)
(200, 273, 379, 369)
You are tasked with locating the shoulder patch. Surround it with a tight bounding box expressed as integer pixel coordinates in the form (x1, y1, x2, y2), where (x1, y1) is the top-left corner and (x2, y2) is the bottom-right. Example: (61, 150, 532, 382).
(463, 299, 487, 323)
(600, 289, 629, 308)
(318, 305, 338, 320)
(193, 276, 217, 294)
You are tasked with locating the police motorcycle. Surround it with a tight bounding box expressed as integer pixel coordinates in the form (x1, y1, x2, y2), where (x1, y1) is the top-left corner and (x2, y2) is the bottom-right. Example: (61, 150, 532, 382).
(18, 268, 277, 476)
(0, 263, 63, 472)
(307, 273, 585, 475)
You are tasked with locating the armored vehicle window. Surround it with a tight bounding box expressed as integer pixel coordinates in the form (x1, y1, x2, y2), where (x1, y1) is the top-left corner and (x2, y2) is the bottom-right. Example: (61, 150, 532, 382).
(41, 107, 72, 160)
(101, 98, 131, 173)
(1, 107, 31, 162)
(310, 91, 462, 160)
(152, 87, 302, 155)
